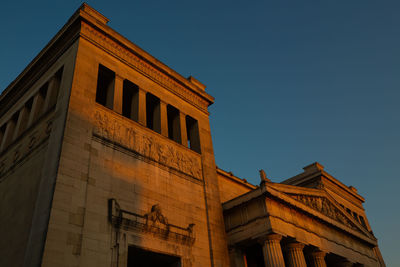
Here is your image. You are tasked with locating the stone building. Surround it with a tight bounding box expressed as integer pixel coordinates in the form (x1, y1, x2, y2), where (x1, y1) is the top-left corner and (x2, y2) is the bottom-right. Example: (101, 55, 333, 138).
(0, 4, 385, 267)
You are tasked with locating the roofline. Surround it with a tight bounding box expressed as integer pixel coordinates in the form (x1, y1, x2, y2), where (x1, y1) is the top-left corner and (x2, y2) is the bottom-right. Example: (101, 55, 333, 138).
(216, 166, 257, 190)
(0, 3, 214, 111)
(281, 162, 365, 203)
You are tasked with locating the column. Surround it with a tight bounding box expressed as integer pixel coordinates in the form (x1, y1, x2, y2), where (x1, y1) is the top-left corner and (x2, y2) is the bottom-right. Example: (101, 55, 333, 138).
(285, 241, 307, 267)
(160, 101, 168, 137)
(229, 247, 247, 267)
(113, 75, 124, 114)
(138, 89, 147, 126)
(259, 234, 285, 267)
(309, 249, 327, 267)
(179, 112, 188, 147)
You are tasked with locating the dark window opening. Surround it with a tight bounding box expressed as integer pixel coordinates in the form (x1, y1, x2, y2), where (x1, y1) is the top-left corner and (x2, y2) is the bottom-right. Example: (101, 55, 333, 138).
(47, 67, 64, 108)
(146, 93, 161, 133)
(359, 216, 367, 227)
(186, 115, 201, 153)
(346, 208, 351, 215)
(122, 79, 139, 121)
(167, 104, 181, 143)
(95, 64, 115, 109)
(0, 124, 6, 149)
(128, 246, 181, 267)
(14, 99, 33, 138)
(2, 113, 19, 149)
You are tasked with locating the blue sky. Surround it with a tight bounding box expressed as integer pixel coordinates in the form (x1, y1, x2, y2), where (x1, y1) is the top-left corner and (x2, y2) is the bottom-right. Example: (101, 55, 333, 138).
(0, 1, 399, 265)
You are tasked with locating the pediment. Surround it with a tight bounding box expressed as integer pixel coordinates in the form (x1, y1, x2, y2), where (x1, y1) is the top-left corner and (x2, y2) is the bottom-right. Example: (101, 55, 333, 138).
(266, 184, 375, 240)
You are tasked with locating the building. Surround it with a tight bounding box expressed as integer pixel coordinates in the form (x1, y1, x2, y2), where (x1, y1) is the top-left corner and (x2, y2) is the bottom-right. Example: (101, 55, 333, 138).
(0, 4, 385, 267)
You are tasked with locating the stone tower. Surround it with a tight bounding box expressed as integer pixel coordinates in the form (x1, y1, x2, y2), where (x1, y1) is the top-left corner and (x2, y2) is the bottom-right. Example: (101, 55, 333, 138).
(0, 4, 229, 267)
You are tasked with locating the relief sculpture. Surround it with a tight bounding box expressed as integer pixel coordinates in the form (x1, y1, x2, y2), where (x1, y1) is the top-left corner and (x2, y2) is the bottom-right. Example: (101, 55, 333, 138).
(93, 111, 202, 180)
(290, 194, 359, 232)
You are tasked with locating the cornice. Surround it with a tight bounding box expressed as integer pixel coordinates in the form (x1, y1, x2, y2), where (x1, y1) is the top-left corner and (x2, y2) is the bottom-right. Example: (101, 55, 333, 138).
(76, 4, 213, 114)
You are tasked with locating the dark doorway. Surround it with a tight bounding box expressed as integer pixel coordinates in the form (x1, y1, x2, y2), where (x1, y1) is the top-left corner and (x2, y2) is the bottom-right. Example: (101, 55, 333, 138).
(127, 246, 181, 267)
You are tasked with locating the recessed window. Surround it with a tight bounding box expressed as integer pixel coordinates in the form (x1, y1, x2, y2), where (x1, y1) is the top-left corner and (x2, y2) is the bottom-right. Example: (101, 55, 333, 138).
(186, 115, 200, 153)
(95, 64, 115, 109)
(167, 104, 181, 143)
(47, 67, 63, 109)
(359, 216, 367, 227)
(0, 124, 6, 150)
(122, 79, 139, 121)
(146, 93, 161, 133)
(1, 113, 19, 149)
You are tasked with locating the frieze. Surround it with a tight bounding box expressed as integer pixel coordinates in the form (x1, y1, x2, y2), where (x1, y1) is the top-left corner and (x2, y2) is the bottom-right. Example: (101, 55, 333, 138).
(80, 22, 209, 113)
(93, 110, 202, 180)
(288, 194, 360, 232)
(0, 118, 53, 181)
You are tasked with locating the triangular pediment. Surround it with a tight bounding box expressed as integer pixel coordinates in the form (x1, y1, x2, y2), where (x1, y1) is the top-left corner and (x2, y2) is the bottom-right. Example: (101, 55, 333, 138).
(266, 184, 375, 241)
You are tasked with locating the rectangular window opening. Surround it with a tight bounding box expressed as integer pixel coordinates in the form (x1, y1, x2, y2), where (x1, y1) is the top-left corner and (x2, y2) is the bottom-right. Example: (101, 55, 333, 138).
(186, 115, 201, 153)
(2, 113, 19, 149)
(146, 93, 161, 133)
(48, 66, 64, 109)
(95, 64, 115, 109)
(359, 216, 367, 227)
(122, 79, 139, 121)
(167, 104, 181, 143)
(128, 246, 181, 267)
(0, 124, 6, 150)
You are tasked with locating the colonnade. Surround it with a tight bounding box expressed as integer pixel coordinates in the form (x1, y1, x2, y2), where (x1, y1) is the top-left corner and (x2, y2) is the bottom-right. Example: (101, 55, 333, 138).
(230, 233, 363, 267)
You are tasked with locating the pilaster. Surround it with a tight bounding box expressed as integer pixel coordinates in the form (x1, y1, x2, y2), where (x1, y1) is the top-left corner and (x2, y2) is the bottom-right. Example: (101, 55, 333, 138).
(180, 112, 188, 147)
(113, 75, 124, 114)
(160, 101, 168, 137)
(138, 89, 146, 126)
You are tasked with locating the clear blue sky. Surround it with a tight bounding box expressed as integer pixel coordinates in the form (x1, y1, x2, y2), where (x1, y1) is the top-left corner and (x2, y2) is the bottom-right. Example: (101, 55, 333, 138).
(1, 1, 399, 265)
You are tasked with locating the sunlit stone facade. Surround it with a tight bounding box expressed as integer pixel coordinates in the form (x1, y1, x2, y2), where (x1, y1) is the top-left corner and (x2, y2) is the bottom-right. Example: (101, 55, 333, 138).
(0, 4, 385, 267)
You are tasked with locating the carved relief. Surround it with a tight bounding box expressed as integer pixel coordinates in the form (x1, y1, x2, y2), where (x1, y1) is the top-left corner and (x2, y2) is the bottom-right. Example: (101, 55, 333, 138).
(81, 22, 209, 113)
(93, 110, 202, 180)
(108, 199, 195, 245)
(289, 194, 359, 231)
(0, 118, 53, 181)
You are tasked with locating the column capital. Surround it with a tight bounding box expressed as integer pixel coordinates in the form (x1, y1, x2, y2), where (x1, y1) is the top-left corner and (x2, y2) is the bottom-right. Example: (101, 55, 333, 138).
(310, 249, 326, 258)
(285, 241, 305, 250)
(258, 233, 283, 244)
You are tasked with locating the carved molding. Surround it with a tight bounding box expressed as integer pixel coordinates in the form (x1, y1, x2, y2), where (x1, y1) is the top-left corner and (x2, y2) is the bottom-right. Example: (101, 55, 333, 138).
(80, 22, 209, 113)
(288, 194, 361, 232)
(108, 199, 195, 245)
(93, 110, 202, 180)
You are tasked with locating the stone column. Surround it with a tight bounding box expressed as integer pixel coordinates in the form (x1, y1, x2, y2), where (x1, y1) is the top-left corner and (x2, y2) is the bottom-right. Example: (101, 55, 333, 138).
(179, 112, 188, 147)
(285, 241, 307, 267)
(160, 101, 168, 137)
(229, 247, 247, 267)
(259, 234, 285, 267)
(138, 89, 147, 126)
(113, 75, 124, 115)
(309, 250, 327, 267)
